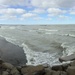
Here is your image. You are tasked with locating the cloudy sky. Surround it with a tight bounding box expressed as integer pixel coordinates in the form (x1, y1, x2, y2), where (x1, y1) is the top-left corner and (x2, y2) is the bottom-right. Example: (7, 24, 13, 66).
(0, 0, 75, 24)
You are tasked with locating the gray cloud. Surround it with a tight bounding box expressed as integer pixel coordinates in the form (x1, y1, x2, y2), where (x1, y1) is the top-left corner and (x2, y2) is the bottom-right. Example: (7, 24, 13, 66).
(0, 0, 30, 6)
(57, 0, 75, 8)
(0, 0, 75, 9)
(31, 0, 75, 9)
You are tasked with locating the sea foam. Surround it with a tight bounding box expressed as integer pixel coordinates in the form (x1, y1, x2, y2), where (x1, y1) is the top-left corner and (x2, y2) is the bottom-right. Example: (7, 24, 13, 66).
(21, 43, 60, 66)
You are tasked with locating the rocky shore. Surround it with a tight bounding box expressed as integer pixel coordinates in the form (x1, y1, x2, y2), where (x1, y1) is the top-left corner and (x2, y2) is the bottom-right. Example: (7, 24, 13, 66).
(0, 37, 75, 75)
(0, 58, 75, 75)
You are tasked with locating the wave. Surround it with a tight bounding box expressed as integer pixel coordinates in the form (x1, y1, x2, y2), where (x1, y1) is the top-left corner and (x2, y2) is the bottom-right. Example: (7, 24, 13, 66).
(67, 34, 75, 38)
(65, 46, 75, 55)
(0, 26, 8, 29)
(61, 42, 68, 49)
(21, 43, 60, 66)
(0, 34, 75, 66)
(9, 27, 16, 29)
(58, 34, 75, 38)
(59, 34, 75, 56)
(0, 26, 16, 30)
(0, 35, 60, 66)
(0, 35, 67, 66)
(61, 42, 75, 56)
(38, 28, 58, 32)
(35, 28, 58, 34)
(45, 32, 52, 34)
(0, 35, 74, 66)
(0, 35, 17, 45)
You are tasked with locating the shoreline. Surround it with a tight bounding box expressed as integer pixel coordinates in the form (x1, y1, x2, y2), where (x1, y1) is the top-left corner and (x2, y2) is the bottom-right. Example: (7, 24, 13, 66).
(0, 36, 75, 75)
(0, 36, 74, 66)
(0, 58, 75, 75)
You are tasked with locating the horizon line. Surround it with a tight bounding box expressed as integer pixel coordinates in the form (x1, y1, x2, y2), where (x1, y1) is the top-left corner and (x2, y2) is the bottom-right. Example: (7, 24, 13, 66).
(0, 24, 75, 26)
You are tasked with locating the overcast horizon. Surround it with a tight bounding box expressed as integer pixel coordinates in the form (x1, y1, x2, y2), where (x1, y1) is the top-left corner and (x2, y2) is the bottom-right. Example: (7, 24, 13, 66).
(0, 0, 75, 24)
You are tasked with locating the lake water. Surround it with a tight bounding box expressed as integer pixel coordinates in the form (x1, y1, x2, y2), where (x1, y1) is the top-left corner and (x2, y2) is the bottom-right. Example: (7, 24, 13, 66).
(0, 25, 75, 66)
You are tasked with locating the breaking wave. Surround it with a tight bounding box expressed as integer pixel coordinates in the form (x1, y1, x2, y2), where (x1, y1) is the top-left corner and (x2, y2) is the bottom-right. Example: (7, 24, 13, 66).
(21, 43, 60, 66)
(0, 25, 75, 66)
(38, 28, 58, 32)
(0, 26, 16, 30)
(0, 35, 17, 45)
(1, 34, 74, 66)
(59, 34, 75, 38)
(61, 42, 75, 56)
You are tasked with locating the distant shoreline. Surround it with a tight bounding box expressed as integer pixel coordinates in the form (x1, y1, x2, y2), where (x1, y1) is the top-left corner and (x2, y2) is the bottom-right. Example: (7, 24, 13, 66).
(0, 24, 75, 26)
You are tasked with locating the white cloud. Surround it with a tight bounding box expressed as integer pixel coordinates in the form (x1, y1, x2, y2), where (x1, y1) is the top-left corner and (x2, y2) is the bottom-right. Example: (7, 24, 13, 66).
(0, 0, 75, 9)
(47, 8, 66, 16)
(70, 12, 75, 15)
(57, 0, 75, 8)
(0, 4, 8, 9)
(69, 8, 75, 15)
(31, 0, 57, 8)
(31, 0, 75, 8)
(0, 0, 30, 7)
(59, 15, 69, 19)
(0, 8, 26, 20)
(0, 0, 75, 21)
(48, 14, 56, 17)
(22, 13, 37, 18)
(30, 8, 45, 14)
(57, 15, 72, 20)
(46, 18, 52, 21)
(33, 17, 43, 20)
(0, 15, 17, 20)
(0, 8, 26, 15)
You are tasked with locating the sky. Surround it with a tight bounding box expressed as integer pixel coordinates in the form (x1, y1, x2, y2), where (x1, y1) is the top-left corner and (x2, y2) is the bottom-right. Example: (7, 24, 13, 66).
(0, 0, 75, 25)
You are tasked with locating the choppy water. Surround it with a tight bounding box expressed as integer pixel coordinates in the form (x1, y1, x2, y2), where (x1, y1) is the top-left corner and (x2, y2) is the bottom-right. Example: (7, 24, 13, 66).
(0, 25, 75, 66)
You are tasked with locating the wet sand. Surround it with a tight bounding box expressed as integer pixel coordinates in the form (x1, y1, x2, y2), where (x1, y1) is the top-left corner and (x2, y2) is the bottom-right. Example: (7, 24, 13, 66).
(0, 37, 27, 66)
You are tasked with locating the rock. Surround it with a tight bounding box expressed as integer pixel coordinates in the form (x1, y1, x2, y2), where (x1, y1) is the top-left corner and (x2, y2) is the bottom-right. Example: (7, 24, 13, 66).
(2, 71, 9, 75)
(44, 68, 52, 75)
(6, 69, 10, 73)
(67, 66, 75, 75)
(51, 65, 62, 71)
(70, 60, 75, 66)
(62, 63, 70, 71)
(59, 53, 75, 62)
(0, 58, 4, 69)
(51, 71, 60, 75)
(0, 58, 4, 64)
(51, 71, 67, 75)
(16, 66, 22, 72)
(21, 65, 45, 75)
(60, 71, 67, 75)
(10, 67, 20, 75)
(42, 64, 50, 68)
(2, 62, 14, 70)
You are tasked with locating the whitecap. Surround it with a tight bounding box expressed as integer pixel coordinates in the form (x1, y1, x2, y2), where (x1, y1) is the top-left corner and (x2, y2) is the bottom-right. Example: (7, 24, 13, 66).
(0, 35, 17, 45)
(58, 34, 75, 38)
(61, 42, 75, 56)
(21, 43, 59, 66)
(9, 27, 16, 29)
(38, 28, 58, 32)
